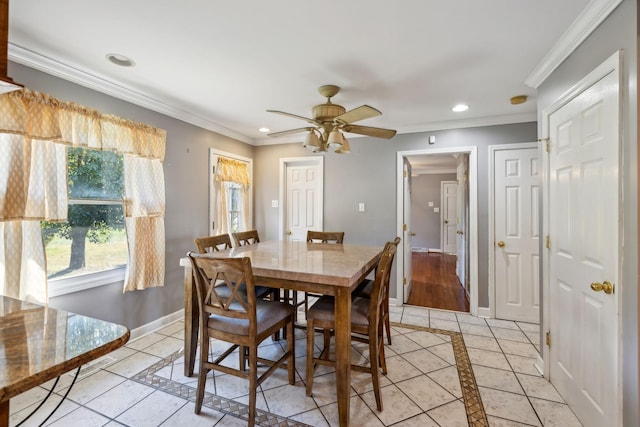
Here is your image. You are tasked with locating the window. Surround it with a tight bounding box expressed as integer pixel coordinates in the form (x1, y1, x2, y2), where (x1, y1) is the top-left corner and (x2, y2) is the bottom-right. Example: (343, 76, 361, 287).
(228, 182, 241, 233)
(42, 147, 127, 280)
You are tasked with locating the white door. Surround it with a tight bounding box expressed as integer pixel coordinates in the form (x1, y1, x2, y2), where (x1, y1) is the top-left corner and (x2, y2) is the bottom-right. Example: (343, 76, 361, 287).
(494, 147, 539, 323)
(455, 163, 466, 287)
(285, 163, 322, 241)
(441, 181, 457, 253)
(548, 66, 619, 427)
(402, 159, 412, 303)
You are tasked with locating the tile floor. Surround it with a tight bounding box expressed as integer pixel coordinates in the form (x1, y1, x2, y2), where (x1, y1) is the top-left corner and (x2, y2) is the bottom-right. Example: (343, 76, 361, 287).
(9, 304, 583, 426)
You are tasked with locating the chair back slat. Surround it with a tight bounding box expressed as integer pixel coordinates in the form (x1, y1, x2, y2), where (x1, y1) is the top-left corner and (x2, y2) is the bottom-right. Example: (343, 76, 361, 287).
(306, 231, 345, 244)
(195, 234, 233, 253)
(188, 253, 256, 323)
(232, 229, 260, 246)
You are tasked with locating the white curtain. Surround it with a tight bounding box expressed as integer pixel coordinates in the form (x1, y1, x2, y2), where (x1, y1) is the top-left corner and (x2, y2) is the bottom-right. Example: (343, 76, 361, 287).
(0, 89, 167, 302)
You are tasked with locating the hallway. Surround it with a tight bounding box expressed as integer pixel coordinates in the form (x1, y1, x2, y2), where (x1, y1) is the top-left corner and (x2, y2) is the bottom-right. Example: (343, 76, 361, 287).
(407, 252, 470, 312)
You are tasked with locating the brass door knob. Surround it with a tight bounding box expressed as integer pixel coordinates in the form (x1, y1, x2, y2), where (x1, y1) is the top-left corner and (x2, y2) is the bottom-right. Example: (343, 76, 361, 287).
(409, 232, 416, 236)
(286, 231, 292, 235)
(497, 241, 505, 247)
(590, 281, 614, 294)
(457, 230, 464, 235)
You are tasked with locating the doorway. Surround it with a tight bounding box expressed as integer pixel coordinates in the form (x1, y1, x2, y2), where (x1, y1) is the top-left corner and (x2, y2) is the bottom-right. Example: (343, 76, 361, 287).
(396, 147, 478, 315)
(278, 157, 324, 240)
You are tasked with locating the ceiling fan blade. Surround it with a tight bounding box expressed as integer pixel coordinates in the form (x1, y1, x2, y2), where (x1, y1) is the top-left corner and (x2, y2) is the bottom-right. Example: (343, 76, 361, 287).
(334, 105, 381, 124)
(342, 124, 397, 139)
(267, 127, 314, 137)
(267, 110, 319, 125)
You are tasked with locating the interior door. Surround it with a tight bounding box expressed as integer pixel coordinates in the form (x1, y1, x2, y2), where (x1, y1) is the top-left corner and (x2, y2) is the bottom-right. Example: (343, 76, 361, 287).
(402, 159, 412, 303)
(548, 67, 619, 427)
(494, 146, 539, 323)
(441, 181, 457, 253)
(285, 162, 322, 241)
(455, 163, 466, 287)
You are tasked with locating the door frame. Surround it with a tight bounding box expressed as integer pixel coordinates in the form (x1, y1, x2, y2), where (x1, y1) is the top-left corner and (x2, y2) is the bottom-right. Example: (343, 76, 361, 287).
(540, 51, 622, 383)
(396, 147, 478, 315)
(488, 142, 539, 320)
(278, 156, 324, 240)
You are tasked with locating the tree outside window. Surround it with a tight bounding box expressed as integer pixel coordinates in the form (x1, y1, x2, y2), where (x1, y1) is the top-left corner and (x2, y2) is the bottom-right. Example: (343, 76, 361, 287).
(42, 147, 128, 279)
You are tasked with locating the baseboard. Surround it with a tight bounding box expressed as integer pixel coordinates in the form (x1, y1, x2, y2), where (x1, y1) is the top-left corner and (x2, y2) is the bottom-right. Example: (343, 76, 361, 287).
(412, 247, 428, 252)
(130, 308, 184, 341)
(428, 248, 443, 253)
(389, 297, 401, 307)
(476, 307, 491, 318)
(535, 354, 545, 376)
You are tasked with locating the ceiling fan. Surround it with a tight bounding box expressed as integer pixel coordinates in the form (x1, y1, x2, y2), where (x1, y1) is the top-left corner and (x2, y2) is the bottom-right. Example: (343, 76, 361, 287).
(267, 85, 396, 154)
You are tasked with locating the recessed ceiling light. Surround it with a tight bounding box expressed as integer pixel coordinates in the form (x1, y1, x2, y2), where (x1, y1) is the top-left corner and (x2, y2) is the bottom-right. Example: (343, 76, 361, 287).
(106, 53, 135, 67)
(452, 104, 469, 112)
(259, 127, 270, 133)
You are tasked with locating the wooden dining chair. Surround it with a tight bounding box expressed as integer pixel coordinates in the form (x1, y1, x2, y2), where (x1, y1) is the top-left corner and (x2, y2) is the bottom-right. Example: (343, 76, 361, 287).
(353, 236, 401, 345)
(194, 233, 274, 302)
(302, 231, 345, 314)
(188, 253, 295, 427)
(232, 229, 260, 247)
(306, 230, 344, 244)
(305, 238, 399, 412)
(194, 233, 233, 253)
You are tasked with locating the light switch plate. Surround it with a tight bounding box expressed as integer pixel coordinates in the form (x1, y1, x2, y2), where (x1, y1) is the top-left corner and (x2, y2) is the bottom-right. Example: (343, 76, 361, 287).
(271, 200, 278, 208)
(434, 207, 440, 213)
(358, 202, 365, 212)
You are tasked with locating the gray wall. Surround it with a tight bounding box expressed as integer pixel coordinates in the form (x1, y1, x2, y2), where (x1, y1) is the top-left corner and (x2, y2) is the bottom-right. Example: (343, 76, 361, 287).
(536, 0, 637, 424)
(410, 173, 457, 251)
(8, 62, 256, 330)
(254, 123, 537, 307)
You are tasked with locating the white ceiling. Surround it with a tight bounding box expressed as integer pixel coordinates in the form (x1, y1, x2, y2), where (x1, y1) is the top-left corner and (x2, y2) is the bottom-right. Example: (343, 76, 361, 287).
(8, 0, 598, 146)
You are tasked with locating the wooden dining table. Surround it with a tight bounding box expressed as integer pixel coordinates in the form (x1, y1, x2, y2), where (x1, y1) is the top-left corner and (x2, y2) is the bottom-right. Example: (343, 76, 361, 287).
(180, 239, 383, 427)
(0, 295, 130, 427)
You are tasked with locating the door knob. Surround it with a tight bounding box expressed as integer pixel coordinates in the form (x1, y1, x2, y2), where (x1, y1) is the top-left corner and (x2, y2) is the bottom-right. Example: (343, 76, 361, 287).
(444, 220, 449, 224)
(457, 230, 464, 235)
(286, 231, 292, 235)
(409, 232, 416, 236)
(590, 281, 614, 294)
(497, 241, 505, 247)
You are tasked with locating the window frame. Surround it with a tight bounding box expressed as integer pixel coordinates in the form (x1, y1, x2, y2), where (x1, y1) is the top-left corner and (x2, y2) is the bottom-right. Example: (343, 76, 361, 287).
(208, 149, 253, 236)
(45, 149, 128, 297)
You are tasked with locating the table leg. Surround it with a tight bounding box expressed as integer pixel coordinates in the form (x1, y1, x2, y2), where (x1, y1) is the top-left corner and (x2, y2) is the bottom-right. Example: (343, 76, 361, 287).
(334, 287, 352, 426)
(183, 263, 199, 377)
(0, 400, 8, 427)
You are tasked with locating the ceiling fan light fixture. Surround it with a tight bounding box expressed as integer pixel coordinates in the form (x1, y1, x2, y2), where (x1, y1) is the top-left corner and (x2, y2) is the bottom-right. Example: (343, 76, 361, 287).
(303, 130, 320, 149)
(335, 137, 350, 154)
(327, 128, 344, 148)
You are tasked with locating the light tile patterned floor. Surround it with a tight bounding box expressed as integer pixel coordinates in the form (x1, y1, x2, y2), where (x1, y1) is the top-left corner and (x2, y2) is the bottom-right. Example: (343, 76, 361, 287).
(9, 306, 583, 426)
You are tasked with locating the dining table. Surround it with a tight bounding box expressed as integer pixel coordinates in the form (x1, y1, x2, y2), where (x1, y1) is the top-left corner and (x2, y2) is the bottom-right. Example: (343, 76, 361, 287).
(180, 239, 383, 427)
(0, 295, 130, 427)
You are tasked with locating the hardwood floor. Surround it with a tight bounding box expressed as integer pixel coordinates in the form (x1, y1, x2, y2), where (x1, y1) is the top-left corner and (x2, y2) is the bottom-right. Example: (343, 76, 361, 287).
(406, 252, 470, 312)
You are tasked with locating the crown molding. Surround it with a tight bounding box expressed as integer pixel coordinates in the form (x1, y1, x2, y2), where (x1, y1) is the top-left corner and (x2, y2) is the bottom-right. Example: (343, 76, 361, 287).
(525, 0, 623, 88)
(8, 44, 254, 144)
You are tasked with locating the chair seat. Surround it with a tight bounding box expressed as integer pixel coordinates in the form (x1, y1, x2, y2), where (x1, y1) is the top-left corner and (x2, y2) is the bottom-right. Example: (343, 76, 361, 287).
(307, 295, 371, 327)
(353, 279, 373, 299)
(213, 283, 273, 300)
(208, 300, 292, 336)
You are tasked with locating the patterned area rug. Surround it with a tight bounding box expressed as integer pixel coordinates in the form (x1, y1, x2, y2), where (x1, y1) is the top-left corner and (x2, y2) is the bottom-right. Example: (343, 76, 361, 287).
(132, 322, 487, 426)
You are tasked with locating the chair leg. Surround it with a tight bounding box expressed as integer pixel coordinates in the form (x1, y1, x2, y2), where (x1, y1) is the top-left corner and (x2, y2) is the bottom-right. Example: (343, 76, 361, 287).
(369, 332, 383, 412)
(248, 345, 258, 427)
(287, 319, 295, 385)
(195, 335, 209, 414)
(306, 318, 315, 396)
